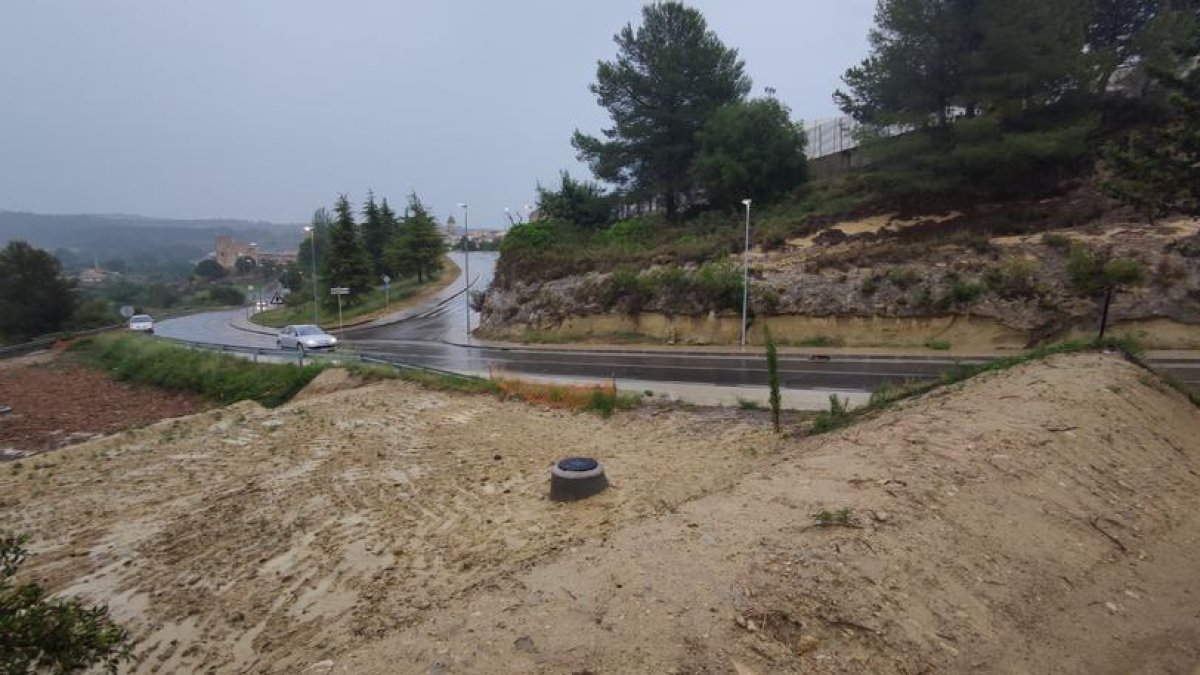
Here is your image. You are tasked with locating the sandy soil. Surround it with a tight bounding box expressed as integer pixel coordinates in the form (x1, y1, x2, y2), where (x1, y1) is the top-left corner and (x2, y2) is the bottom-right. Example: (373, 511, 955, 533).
(0, 358, 210, 460)
(3, 353, 1199, 674)
(1, 375, 782, 673)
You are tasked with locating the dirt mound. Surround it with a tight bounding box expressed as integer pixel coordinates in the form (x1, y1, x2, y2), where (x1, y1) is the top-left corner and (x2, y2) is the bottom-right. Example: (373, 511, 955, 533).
(4, 352, 1198, 674)
(342, 352, 1200, 674)
(291, 367, 366, 401)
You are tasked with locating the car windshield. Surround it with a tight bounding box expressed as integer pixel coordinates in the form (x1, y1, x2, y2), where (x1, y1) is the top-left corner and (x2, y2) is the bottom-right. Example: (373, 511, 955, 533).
(131, 315, 152, 322)
(295, 326, 325, 336)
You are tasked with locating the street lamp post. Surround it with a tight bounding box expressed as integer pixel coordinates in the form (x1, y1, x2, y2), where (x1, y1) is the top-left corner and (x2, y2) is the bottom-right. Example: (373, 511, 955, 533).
(740, 199, 752, 350)
(458, 202, 471, 338)
(304, 226, 319, 325)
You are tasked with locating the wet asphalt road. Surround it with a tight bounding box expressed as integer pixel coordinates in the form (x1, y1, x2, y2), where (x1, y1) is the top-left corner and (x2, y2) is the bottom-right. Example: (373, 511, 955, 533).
(156, 251, 1200, 393)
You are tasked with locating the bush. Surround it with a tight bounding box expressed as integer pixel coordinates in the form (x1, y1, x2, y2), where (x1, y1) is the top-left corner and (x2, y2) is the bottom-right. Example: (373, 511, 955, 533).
(984, 258, 1040, 298)
(810, 394, 852, 434)
(208, 285, 245, 306)
(694, 260, 744, 312)
(925, 339, 952, 350)
(1, 532, 133, 674)
(70, 335, 322, 407)
(947, 279, 983, 305)
(886, 266, 920, 289)
(1042, 233, 1072, 251)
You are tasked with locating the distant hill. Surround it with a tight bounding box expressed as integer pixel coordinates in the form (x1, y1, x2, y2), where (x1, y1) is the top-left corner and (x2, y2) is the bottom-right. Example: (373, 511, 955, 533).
(0, 209, 303, 265)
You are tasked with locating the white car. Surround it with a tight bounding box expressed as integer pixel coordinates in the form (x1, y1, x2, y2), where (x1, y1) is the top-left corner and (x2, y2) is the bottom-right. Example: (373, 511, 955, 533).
(128, 314, 154, 333)
(277, 324, 337, 353)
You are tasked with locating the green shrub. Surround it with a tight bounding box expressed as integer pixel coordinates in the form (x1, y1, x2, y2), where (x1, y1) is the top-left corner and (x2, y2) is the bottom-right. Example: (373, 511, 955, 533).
(694, 260, 744, 312)
(1, 532, 133, 674)
(765, 327, 782, 433)
(1068, 244, 1102, 294)
(984, 258, 1040, 298)
(70, 335, 323, 407)
(810, 394, 852, 434)
(925, 339, 951, 350)
(1042, 232, 1072, 251)
(886, 266, 920, 289)
(948, 279, 983, 305)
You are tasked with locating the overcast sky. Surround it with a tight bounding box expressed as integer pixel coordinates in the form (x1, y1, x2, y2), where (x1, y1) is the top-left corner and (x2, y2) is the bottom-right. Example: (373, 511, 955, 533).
(0, 1, 876, 229)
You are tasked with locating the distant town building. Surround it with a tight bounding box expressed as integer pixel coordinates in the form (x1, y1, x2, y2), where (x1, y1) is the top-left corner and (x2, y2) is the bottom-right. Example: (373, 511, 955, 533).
(214, 236, 296, 269)
(445, 215, 458, 239)
(215, 236, 257, 268)
(78, 267, 110, 284)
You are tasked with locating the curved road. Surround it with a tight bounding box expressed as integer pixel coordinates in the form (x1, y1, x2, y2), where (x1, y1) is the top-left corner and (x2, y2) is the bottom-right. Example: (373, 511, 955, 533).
(157, 251, 1200, 393)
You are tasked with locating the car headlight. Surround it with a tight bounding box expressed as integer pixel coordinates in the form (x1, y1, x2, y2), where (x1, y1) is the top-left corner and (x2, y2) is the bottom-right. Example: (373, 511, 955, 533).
(329, 337, 338, 344)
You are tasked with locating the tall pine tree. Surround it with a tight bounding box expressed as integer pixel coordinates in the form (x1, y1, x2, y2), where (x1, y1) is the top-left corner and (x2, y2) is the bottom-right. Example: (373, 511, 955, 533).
(360, 190, 389, 277)
(321, 195, 374, 307)
(384, 193, 446, 283)
(571, 2, 750, 219)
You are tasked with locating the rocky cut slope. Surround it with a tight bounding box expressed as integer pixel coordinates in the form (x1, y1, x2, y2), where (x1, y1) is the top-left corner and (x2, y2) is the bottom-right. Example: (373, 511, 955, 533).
(479, 214, 1200, 349)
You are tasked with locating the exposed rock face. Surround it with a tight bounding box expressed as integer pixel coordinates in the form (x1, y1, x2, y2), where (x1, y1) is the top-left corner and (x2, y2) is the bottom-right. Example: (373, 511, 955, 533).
(479, 218, 1200, 347)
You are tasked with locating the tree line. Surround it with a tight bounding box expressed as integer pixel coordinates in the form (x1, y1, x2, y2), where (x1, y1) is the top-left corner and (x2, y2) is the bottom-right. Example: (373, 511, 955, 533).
(535, 0, 1198, 230)
(836, 0, 1198, 213)
(290, 191, 447, 308)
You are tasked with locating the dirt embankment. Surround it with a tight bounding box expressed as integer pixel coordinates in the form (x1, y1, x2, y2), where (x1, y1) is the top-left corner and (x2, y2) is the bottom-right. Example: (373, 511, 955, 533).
(2, 353, 1198, 673)
(0, 357, 210, 460)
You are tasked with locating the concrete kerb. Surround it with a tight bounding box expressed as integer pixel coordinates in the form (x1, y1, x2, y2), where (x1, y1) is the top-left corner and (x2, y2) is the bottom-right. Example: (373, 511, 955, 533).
(461, 369, 870, 411)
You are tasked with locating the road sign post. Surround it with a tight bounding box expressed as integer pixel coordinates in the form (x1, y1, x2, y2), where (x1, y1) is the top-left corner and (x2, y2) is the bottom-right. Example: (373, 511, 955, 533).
(330, 287, 349, 333)
(381, 274, 391, 309)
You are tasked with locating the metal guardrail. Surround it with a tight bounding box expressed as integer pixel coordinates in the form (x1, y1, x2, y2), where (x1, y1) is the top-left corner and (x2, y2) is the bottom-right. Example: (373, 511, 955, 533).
(0, 306, 240, 361)
(157, 336, 484, 382)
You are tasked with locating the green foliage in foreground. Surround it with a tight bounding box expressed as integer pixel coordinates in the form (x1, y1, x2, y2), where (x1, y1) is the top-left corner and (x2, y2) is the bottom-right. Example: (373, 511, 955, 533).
(806, 336, 1158, 435)
(765, 327, 782, 433)
(70, 335, 323, 407)
(1, 533, 133, 674)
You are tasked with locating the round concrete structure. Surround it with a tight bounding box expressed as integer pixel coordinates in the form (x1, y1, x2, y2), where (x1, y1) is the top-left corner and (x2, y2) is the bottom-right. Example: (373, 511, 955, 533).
(549, 457, 609, 502)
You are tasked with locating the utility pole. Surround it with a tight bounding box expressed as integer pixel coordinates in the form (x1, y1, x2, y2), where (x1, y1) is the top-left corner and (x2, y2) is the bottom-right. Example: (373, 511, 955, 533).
(458, 202, 471, 339)
(740, 199, 752, 350)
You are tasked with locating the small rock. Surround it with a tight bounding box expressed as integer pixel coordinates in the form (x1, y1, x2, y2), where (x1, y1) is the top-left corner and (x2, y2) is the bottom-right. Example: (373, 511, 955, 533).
(872, 511, 890, 523)
(1104, 601, 1124, 614)
(304, 660, 334, 674)
(797, 634, 820, 654)
(514, 636, 536, 653)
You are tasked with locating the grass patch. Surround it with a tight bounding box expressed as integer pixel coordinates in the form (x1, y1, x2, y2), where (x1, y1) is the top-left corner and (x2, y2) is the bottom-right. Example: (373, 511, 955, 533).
(251, 267, 449, 329)
(69, 334, 322, 407)
(492, 376, 640, 417)
(924, 339, 951, 350)
(736, 397, 763, 410)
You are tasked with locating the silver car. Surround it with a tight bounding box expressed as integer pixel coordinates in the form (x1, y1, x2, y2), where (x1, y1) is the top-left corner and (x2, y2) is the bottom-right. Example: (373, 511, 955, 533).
(128, 314, 154, 333)
(277, 324, 337, 353)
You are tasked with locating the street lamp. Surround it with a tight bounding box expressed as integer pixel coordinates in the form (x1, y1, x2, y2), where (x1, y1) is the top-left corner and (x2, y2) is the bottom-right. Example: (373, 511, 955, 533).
(304, 226, 319, 325)
(457, 202, 471, 338)
(740, 198, 752, 350)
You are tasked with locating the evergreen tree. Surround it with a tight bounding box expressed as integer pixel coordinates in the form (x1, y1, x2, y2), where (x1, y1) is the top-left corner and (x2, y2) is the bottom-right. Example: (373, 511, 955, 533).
(360, 190, 389, 277)
(571, 2, 750, 220)
(691, 98, 808, 208)
(384, 193, 446, 283)
(534, 172, 615, 228)
(378, 197, 402, 253)
(1105, 65, 1200, 222)
(320, 195, 374, 307)
(0, 241, 77, 343)
(835, 0, 1099, 200)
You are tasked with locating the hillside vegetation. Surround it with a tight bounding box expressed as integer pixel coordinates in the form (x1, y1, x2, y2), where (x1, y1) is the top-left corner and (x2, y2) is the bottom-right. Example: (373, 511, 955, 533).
(484, 2, 1200, 348)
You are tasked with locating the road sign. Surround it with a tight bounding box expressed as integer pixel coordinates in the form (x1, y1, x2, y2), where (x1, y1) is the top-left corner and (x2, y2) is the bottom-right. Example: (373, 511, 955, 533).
(119, 305, 134, 319)
(330, 287, 350, 295)
(381, 274, 391, 285)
